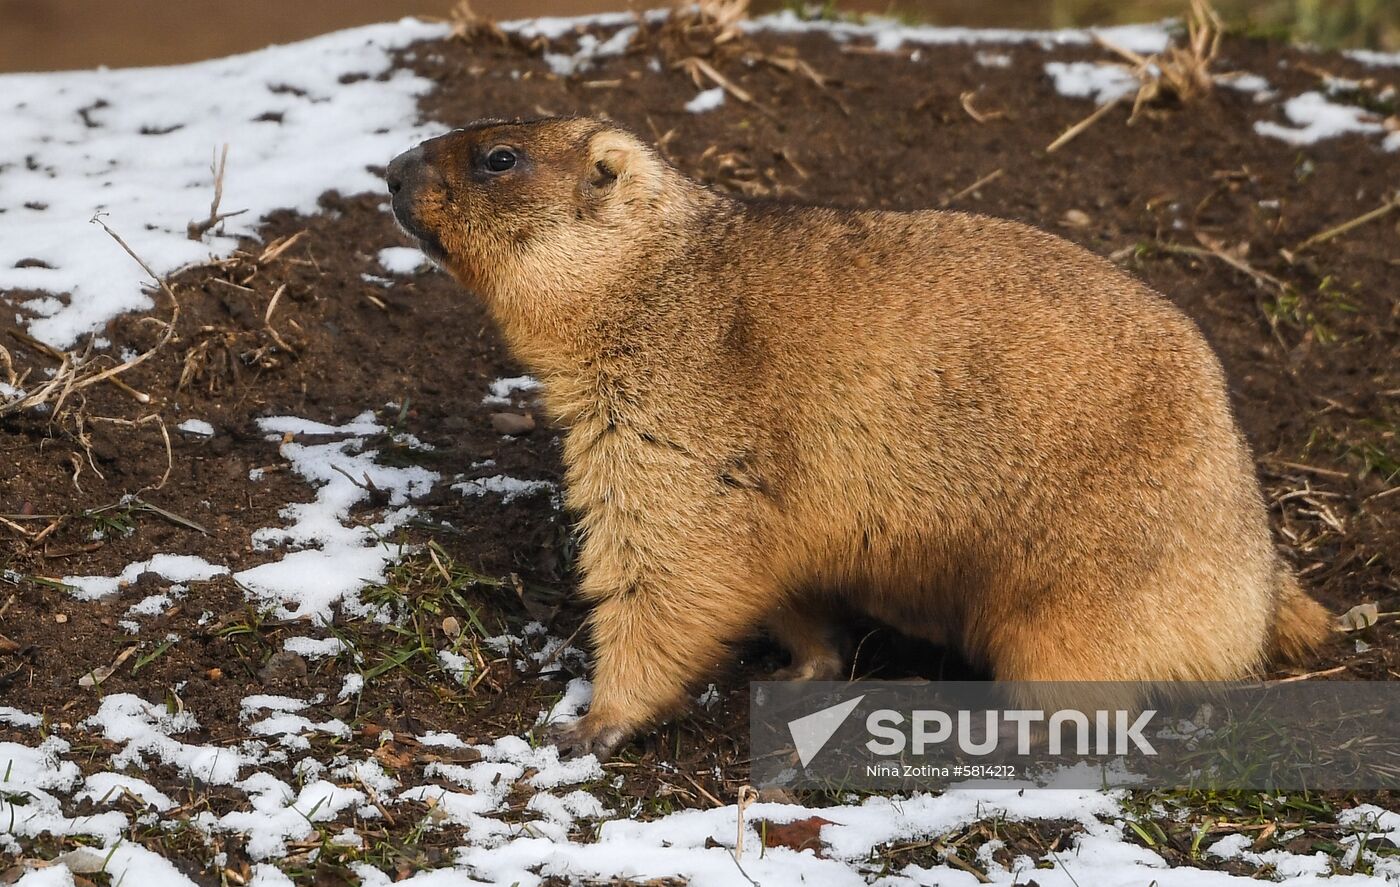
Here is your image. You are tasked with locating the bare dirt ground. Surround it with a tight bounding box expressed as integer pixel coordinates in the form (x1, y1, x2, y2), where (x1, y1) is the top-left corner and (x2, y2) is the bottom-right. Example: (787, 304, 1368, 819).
(1, 7, 1398, 883)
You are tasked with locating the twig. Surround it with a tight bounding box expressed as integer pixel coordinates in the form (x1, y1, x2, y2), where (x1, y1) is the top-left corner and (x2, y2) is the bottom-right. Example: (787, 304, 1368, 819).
(682, 772, 727, 808)
(130, 497, 209, 535)
(1268, 664, 1348, 684)
(87, 415, 174, 491)
(677, 56, 774, 119)
(1046, 95, 1125, 153)
(0, 515, 34, 538)
(735, 785, 758, 861)
(187, 144, 248, 240)
(1262, 458, 1350, 480)
(533, 622, 585, 675)
(6, 329, 150, 404)
(257, 229, 308, 264)
(942, 168, 1004, 207)
(1292, 195, 1400, 253)
(959, 90, 1005, 124)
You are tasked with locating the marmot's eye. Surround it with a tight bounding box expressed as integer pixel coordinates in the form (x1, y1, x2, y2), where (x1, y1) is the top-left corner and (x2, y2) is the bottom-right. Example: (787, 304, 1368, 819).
(485, 148, 517, 172)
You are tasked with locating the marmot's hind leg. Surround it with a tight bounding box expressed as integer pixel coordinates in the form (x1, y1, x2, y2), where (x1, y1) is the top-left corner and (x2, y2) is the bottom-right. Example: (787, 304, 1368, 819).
(979, 565, 1273, 711)
(767, 602, 845, 681)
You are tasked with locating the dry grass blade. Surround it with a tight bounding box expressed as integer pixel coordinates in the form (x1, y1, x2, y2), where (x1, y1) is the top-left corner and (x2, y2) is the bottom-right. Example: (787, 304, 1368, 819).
(1291, 193, 1400, 253)
(959, 91, 1005, 124)
(88, 415, 175, 491)
(678, 55, 757, 107)
(1046, 94, 1125, 153)
(187, 143, 247, 241)
(446, 0, 507, 45)
(942, 168, 1005, 206)
(651, 0, 751, 63)
(6, 329, 149, 404)
(1093, 0, 1222, 123)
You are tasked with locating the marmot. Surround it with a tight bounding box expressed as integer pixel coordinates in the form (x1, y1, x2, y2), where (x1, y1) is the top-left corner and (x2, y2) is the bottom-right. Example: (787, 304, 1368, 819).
(386, 116, 1331, 759)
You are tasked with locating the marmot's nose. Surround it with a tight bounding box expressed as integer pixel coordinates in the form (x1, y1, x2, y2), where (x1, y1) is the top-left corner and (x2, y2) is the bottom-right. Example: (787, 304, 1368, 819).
(386, 146, 425, 195)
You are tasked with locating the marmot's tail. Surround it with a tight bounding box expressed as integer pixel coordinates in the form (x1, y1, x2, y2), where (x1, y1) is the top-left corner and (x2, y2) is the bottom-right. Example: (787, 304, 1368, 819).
(1268, 571, 1331, 663)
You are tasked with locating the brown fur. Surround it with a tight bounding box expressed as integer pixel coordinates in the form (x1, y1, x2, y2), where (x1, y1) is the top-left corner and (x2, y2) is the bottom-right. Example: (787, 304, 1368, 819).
(386, 117, 1332, 758)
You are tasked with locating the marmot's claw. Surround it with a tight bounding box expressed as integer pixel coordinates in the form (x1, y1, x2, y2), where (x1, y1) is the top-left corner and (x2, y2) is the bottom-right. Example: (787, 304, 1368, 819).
(545, 715, 627, 761)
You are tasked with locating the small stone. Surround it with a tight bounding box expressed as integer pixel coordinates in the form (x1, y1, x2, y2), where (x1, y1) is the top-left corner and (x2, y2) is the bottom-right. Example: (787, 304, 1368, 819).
(258, 651, 307, 685)
(206, 667, 223, 681)
(1062, 209, 1091, 228)
(490, 412, 535, 435)
(54, 613, 69, 624)
(441, 616, 461, 638)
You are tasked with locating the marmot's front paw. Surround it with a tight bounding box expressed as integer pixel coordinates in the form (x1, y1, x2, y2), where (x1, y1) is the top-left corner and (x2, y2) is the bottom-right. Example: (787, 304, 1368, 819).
(545, 714, 629, 761)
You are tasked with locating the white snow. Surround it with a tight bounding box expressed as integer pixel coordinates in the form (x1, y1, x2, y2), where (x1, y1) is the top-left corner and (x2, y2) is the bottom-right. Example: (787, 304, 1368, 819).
(685, 87, 727, 113)
(257, 412, 383, 437)
(1345, 48, 1400, 67)
(84, 693, 256, 785)
(177, 418, 215, 436)
(377, 245, 427, 274)
(748, 11, 1171, 55)
(76, 771, 175, 811)
(976, 50, 1013, 68)
(62, 553, 228, 601)
(1045, 60, 1139, 104)
(541, 25, 637, 77)
(216, 774, 365, 859)
(1254, 91, 1386, 145)
(1217, 71, 1274, 99)
(453, 474, 556, 504)
(234, 411, 438, 621)
(482, 374, 541, 405)
(283, 635, 349, 658)
(0, 19, 450, 349)
(0, 706, 42, 728)
(1339, 804, 1400, 846)
(338, 673, 365, 700)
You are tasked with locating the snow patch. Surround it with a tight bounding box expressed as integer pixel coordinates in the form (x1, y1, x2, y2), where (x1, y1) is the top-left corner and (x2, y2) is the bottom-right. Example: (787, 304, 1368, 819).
(749, 11, 1171, 55)
(177, 418, 215, 436)
(1254, 91, 1385, 145)
(377, 246, 427, 274)
(0, 19, 450, 348)
(283, 635, 349, 659)
(62, 553, 228, 601)
(453, 474, 556, 504)
(482, 374, 541, 405)
(685, 87, 726, 113)
(84, 693, 257, 785)
(1045, 60, 1139, 104)
(233, 411, 438, 621)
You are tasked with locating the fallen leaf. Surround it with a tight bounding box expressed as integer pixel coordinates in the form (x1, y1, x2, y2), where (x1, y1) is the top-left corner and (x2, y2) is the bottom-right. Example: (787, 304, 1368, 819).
(373, 742, 414, 770)
(759, 816, 833, 854)
(1337, 602, 1378, 632)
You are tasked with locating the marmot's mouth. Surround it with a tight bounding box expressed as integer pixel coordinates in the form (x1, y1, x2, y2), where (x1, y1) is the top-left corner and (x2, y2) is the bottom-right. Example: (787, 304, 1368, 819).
(389, 201, 446, 260)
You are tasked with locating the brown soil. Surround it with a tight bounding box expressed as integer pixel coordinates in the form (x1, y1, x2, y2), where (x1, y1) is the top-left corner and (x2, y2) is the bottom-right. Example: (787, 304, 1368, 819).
(1, 14, 1397, 882)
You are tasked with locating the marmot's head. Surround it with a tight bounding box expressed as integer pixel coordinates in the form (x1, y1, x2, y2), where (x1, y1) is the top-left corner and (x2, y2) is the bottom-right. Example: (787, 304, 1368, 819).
(387, 117, 691, 310)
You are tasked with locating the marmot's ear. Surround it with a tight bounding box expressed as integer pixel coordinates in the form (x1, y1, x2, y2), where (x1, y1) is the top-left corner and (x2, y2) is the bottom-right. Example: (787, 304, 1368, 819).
(587, 130, 661, 194)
